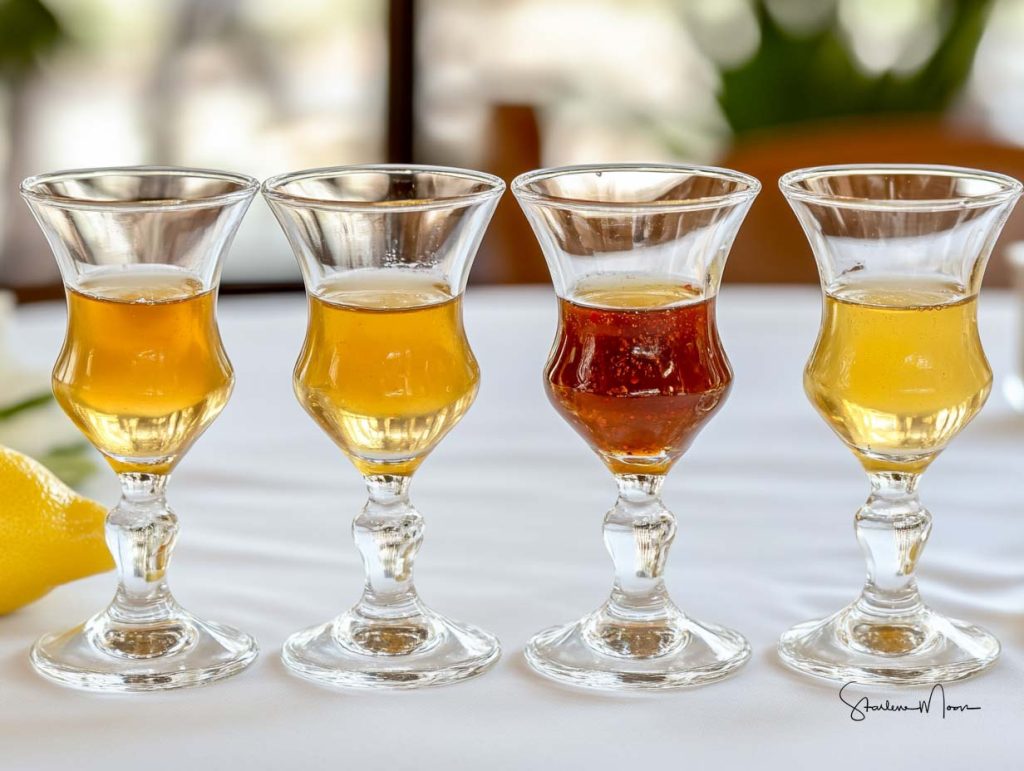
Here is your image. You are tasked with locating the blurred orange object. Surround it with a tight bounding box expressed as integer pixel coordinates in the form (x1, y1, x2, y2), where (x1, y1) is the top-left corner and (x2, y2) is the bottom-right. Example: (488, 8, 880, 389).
(475, 104, 546, 285)
(720, 117, 1024, 286)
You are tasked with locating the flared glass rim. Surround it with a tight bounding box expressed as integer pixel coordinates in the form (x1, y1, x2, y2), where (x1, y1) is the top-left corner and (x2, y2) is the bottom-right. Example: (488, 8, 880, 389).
(20, 166, 260, 212)
(261, 163, 506, 212)
(779, 163, 1024, 211)
(511, 163, 761, 213)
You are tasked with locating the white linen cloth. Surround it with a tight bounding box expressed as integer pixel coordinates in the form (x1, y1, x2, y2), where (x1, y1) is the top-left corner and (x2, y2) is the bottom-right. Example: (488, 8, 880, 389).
(2, 286, 1022, 769)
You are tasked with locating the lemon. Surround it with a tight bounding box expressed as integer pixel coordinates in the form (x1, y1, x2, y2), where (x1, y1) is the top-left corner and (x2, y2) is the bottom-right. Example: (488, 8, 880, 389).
(0, 445, 112, 614)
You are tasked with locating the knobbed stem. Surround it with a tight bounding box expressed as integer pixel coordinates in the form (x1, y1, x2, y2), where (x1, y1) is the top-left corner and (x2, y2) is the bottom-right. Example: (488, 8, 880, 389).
(586, 474, 684, 657)
(342, 474, 435, 655)
(87, 472, 192, 658)
(107, 473, 178, 618)
(353, 474, 421, 614)
(605, 474, 675, 610)
(850, 471, 933, 653)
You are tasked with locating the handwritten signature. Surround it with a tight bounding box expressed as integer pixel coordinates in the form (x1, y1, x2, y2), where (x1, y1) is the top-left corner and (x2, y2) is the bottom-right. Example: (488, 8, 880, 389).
(839, 682, 981, 722)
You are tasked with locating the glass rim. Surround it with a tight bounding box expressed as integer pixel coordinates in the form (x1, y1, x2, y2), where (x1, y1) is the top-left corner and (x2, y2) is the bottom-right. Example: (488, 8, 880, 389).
(511, 163, 761, 213)
(261, 163, 506, 212)
(779, 163, 1024, 212)
(20, 165, 260, 212)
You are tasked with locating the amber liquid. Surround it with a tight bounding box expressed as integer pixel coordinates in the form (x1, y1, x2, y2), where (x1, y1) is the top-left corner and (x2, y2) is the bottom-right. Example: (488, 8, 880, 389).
(52, 268, 233, 474)
(294, 272, 479, 476)
(804, 278, 991, 472)
(545, 277, 732, 474)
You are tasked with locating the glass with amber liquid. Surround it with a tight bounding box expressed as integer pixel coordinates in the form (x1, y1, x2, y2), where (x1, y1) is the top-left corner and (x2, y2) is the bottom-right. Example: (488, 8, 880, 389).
(780, 164, 1022, 685)
(515, 164, 759, 690)
(54, 269, 233, 475)
(265, 165, 503, 689)
(22, 167, 258, 692)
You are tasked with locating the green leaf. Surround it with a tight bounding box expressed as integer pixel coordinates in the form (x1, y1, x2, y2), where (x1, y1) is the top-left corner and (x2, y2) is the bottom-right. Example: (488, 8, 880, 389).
(38, 442, 96, 487)
(0, 0, 65, 76)
(0, 391, 52, 420)
(717, 0, 993, 135)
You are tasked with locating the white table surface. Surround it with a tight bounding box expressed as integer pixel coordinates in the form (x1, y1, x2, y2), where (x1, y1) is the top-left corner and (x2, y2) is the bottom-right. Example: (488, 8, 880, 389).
(2, 285, 1023, 769)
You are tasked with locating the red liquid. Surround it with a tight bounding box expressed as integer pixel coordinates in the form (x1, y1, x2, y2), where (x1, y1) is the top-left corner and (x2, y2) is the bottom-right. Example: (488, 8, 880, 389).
(545, 285, 732, 474)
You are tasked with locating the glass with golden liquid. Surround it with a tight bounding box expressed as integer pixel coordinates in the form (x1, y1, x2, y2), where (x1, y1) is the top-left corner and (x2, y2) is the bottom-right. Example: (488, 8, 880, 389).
(264, 165, 503, 689)
(22, 167, 258, 692)
(780, 164, 1021, 686)
(295, 274, 478, 477)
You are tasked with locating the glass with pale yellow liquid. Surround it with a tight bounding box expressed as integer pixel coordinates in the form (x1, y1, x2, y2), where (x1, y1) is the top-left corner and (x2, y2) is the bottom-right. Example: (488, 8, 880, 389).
(805, 279, 991, 474)
(264, 165, 504, 689)
(21, 167, 259, 692)
(779, 164, 1021, 686)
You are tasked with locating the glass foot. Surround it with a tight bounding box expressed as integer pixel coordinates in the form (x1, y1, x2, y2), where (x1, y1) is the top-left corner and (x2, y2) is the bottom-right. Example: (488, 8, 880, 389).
(525, 611, 750, 691)
(30, 609, 258, 692)
(282, 607, 500, 689)
(779, 604, 1000, 685)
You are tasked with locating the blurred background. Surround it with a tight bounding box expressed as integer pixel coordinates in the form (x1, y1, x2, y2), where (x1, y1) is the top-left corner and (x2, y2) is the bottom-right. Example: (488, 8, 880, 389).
(1, 0, 1023, 296)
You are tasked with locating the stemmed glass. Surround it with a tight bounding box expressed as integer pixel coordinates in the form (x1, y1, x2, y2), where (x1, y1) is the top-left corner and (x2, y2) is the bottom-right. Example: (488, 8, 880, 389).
(21, 167, 259, 691)
(779, 164, 1022, 684)
(263, 165, 504, 689)
(513, 164, 759, 690)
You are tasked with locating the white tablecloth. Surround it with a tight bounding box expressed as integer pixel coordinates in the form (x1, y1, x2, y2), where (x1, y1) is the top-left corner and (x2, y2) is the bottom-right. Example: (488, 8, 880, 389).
(3, 286, 1022, 769)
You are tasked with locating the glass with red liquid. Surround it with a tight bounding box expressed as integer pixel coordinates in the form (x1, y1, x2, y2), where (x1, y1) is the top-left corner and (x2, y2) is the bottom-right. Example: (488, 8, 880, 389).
(547, 279, 732, 475)
(514, 164, 759, 690)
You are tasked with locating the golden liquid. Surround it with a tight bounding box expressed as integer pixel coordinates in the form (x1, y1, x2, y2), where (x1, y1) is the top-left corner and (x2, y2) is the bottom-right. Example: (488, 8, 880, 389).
(294, 272, 478, 476)
(52, 269, 233, 474)
(804, 279, 991, 473)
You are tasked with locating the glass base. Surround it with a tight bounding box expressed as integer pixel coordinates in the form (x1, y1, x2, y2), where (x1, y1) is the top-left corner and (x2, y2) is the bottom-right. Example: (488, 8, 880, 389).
(282, 607, 500, 690)
(779, 603, 1000, 685)
(30, 609, 259, 692)
(525, 611, 751, 691)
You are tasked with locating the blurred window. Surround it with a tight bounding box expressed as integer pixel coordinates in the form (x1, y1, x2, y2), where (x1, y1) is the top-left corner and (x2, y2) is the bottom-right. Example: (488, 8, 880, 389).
(3, 0, 1024, 289)
(2, 0, 387, 287)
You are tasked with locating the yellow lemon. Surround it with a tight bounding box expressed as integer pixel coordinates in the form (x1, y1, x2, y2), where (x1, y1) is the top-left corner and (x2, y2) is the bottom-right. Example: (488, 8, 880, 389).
(0, 445, 112, 615)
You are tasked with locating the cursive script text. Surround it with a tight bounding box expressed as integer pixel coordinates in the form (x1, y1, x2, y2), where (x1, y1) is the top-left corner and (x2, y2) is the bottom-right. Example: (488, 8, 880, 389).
(839, 682, 981, 722)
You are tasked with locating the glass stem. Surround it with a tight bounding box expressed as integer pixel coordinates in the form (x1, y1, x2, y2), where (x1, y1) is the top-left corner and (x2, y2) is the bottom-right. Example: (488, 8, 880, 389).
(105, 472, 179, 626)
(854, 471, 932, 619)
(604, 474, 677, 622)
(353, 474, 423, 620)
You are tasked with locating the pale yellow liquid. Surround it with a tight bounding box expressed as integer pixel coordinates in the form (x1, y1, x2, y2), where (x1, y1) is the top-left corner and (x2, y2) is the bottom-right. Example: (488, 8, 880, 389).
(804, 279, 991, 472)
(52, 269, 233, 474)
(294, 272, 478, 476)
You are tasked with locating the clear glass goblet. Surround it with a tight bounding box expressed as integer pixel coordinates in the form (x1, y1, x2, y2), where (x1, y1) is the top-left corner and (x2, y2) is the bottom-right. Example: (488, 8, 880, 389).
(21, 167, 259, 691)
(263, 165, 504, 689)
(779, 164, 1022, 685)
(513, 164, 759, 690)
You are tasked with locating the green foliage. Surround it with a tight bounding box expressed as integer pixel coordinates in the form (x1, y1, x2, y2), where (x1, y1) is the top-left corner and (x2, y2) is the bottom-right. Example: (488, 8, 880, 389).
(39, 442, 97, 488)
(0, 0, 63, 77)
(0, 391, 51, 419)
(719, 0, 992, 135)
